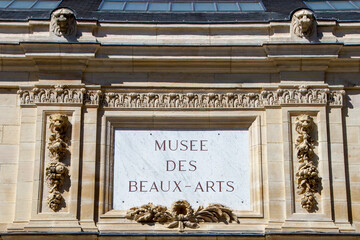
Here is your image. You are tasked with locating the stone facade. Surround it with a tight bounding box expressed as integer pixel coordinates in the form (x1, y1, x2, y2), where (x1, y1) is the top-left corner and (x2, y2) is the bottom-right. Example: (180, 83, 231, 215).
(0, 7, 360, 240)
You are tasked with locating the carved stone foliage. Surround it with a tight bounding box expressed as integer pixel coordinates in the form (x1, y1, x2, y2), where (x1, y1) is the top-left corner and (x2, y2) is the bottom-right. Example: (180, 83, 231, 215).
(18, 85, 345, 108)
(126, 200, 238, 232)
(50, 8, 77, 37)
(295, 115, 319, 212)
(292, 9, 316, 38)
(46, 114, 69, 211)
(17, 85, 87, 105)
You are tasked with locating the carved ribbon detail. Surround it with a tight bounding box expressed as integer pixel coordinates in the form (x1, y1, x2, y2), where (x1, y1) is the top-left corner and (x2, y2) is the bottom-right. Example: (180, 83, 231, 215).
(126, 200, 238, 232)
(46, 114, 69, 211)
(295, 115, 319, 211)
(17, 85, 345, 108)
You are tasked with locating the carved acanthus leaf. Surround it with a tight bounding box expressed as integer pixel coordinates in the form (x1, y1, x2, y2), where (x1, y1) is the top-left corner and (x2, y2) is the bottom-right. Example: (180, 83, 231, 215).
(126, 200, 238, 232)
(17, 85, 86, 105)
(17, 85, 345, 108)
(45, 114, 70, 211)
(295, 114, 319, 212)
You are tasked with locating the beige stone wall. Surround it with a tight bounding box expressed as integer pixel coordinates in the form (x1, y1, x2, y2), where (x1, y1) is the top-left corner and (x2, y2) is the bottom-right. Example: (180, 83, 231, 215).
(0, 89, 19, 231)
(345, 90, 360, 231)
(0, 13, 360, 237)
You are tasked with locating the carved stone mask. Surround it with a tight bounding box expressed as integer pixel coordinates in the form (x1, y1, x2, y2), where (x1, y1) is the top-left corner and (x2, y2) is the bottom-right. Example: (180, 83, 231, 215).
(49, 114, 69, 134)
(50, 8, 76, 37)
(292, 9, 315, 38)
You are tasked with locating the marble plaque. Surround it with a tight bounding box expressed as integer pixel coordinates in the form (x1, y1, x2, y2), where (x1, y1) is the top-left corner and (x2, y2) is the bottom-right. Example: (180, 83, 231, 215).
(113, 129, 250, 210)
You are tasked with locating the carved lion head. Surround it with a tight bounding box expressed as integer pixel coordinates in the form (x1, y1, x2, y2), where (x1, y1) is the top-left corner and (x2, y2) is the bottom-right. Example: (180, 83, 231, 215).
(49, 114, 69, 134)
(292, 9, 315, 38)
(295, 114, 314, 134)
(50, 8, 76, 37)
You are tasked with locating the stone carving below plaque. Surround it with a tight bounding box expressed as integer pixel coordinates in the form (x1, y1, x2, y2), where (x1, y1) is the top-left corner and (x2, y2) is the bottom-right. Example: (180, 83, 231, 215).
(50, 8, 77, 37)
(295, 115, 319, 212)
(45, 114, 69, 211)
(18, 85, 345, 108)
(292, 9, 316, 39)
(126, 200, 238, 232)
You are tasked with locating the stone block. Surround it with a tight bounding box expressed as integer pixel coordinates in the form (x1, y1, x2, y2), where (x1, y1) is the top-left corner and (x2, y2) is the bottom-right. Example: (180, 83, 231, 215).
(17, 161, 34, 182)
(0, 183, 16, 202)
(346, 126, 359, 145)
(328, 108, 343, 124)
(266, 144, 283, 163)
(268, 200, 285, 220)
(0, 145, 18, 163)
(18, 142, 35, 162)
(349, 165, 360, 182)
(266, 124, 283, 143)
(329, 144, 345, 163)
(83, 124, 98, 143)
(329, 123, 344, 143)
(2, 125, 19, 144)
(0, 89, 18, 107)
(350, 184, 360, 202)
(82, 143, 97, 162)
(0, 202, 15, 222)
(0, 164, 17, 184)
(267, 181, 285, 200)
(352, 203, 360, 223)
(19, 124, 36, 143)
(0, 106, 19, 125)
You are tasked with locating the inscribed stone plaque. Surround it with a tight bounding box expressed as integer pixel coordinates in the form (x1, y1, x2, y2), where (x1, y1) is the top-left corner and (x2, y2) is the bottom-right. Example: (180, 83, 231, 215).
(113, 129, 250, 210)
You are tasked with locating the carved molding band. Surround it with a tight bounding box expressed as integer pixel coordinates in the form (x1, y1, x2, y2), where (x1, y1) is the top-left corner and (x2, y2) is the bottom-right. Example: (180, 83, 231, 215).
(18, 85, 345, 108)
(46, 114, 69, 211)
(295, 115, 319, 212)
(126, 200, 238, 232)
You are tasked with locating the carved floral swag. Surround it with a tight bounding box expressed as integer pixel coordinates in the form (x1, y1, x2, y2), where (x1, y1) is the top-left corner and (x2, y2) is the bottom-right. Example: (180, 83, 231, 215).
(46, 114, 69, 211)
(295, 115, 319, 211)
(126, 200, 238, 232)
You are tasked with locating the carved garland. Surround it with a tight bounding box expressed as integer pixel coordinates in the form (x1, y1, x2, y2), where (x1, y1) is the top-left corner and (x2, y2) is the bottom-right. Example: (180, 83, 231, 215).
(17, 85, 345, 108)
(295, 115, 319, 211)
(46, 114, 69, 211)
(126, 200, 238, 232)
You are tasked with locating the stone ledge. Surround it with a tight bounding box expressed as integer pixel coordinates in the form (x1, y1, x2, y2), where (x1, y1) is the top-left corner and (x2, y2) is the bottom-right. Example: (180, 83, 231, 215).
(1, 233, 360, 240)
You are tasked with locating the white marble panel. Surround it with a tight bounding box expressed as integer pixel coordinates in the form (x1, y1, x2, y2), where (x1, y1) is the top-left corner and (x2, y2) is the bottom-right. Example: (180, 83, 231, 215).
(113, 129, 250, 210)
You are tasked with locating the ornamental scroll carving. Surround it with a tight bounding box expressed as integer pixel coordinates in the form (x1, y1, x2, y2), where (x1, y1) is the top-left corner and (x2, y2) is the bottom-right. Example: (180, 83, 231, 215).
(46, 114, 69, 211)
(126, 200, 238, 232)
(18, 85, 345, 108)
(295, 115, 319, 211)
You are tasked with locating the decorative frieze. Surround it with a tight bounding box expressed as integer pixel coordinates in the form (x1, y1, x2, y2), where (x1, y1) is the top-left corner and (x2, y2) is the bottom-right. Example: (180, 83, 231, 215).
(126, 200, 238, 232)
(17, 85, 86, 105)
(83, 90, 103, 106)
(295, 115, 319, 212)
(18, 85, 345, 108)
(46, 114, 70, 211)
